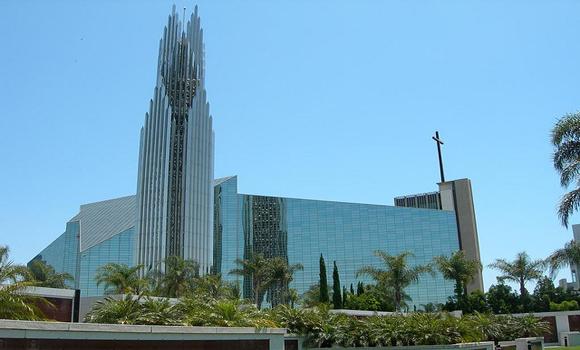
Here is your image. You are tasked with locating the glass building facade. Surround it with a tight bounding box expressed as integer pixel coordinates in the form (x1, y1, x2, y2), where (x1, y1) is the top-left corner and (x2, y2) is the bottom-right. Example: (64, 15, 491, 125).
(31, 221, 80, 289)
(32, 176, 463, 306)
(31, 196, 137, 297)
(214, 176, 460, 308)
(79, 227, 134, 296)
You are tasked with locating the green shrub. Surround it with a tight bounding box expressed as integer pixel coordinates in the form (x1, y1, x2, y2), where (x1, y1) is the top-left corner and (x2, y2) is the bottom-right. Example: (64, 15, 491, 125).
(550, 300, 579, 311)
(344, 293, 382, 311)
(86, 297, 551, 348)
(270, 307, 550, 348)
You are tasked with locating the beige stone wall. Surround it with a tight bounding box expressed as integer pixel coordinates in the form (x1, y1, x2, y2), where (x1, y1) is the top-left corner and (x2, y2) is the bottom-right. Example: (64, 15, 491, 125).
(439, 179, 484, 293)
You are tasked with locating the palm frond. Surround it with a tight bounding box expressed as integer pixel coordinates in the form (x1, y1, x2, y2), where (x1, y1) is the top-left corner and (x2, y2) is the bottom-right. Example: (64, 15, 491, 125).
(552, 113, 580, 146)
(547, 240, 580, 278)
(558, 188, 580, 228)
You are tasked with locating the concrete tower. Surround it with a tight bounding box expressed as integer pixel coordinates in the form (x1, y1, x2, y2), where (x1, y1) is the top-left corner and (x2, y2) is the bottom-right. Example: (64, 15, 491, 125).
(135, 6, 214, 273)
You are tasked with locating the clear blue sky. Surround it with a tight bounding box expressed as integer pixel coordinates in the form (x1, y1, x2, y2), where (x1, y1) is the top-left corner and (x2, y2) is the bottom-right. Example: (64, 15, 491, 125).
(1, 1, 579, 292)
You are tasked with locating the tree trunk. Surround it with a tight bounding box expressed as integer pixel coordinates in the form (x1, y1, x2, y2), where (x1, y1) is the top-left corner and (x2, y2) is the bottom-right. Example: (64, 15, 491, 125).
(520, 278, 528, 311)
(254, 281, 261, 309)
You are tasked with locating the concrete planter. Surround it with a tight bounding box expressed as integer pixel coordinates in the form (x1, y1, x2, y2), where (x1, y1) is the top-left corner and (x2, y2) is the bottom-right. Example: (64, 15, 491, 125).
(497, 337, 544, 350)
(559, 331, 580, 347)
(0, 320, 287, 350)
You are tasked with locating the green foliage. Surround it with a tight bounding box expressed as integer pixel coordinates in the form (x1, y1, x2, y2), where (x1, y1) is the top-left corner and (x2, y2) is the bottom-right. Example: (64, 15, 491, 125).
(332, 261, 342, 309)
(341, 282, 395, 312)
(550, 300, 579, 311)
(191, 274, 238, 302)
(531, 276, 557, 312)
(464, 290, 490, 313)
(444, 290, 490, 314)
(155, 256, 199, 298)
(463, 313, 550, 343)
(486, 283, 519, 314)
(421, 302, 443, 313)
(86, 294, 277, 328)
(267, 257, 303, 307)
(551, 112, 580, 227)
(137, 297, 185, 325)
(271, 306, 550, 348)
(356, 281, 364, 296)
(229, 253, 302, 309)
(83, 297, 551, 347)
(301, 283, 322, 308)
(489, 251, 544, 309)
(434, 250, 481, 309)
(95, 259, 238, 303)
(344, 292, 382, 311)
(357, 250, 433, 311)
(547, 239, 580, 277)
(95, 263, 146, 295)
(85, 294, 183, 325)
(229, 253, 271, 308)
(0, 246, 47, 321)
(287, 288, 299, 308)
(0, 245, 28, 284)
(0, 284, 46, 321)
(181, 298, 276, 327)
(319, 254, 329, 303)
(26, 259, 74, 289)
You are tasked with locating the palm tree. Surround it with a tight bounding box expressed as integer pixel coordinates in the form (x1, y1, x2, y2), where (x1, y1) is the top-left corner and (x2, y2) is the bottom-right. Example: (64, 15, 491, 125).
(269, 257, 303, 306)
(301, 283, 322, 308)
(0, 246, 45, 320)
(552, 112, 580, 227)
(95, 263, 145, 295)
(229, 253, 272, 309)
(0, 284, 46, 320)
(26, 259, 73, 288)
(84, 294, 142, 324)
(287, 288, 299, 309)
(157, 256, 199, 298)
(137, 297, 185, 325)
(0, 245, 28, 283)
(546, 239, 580, 278)
(192, 274, 238, 301)
(357, 250, 433, 312)
(488, 251, 544, 304)
(205, 299, 275, 327)
(434, 251, 481, 306)
(179, 297, 277, 328)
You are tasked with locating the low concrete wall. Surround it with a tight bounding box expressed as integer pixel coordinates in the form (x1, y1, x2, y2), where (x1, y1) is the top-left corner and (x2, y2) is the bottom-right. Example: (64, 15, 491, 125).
(0, 320, 286, 350)
(559, 331, 580, 346)
(511, 310, 580, 345)
(498, 337, 543, 350)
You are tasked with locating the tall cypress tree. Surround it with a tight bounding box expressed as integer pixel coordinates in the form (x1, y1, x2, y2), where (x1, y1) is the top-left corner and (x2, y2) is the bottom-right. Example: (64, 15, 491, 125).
(342, 285, 348, 306)
(350, 283, 355, 295)
(332, 261, 342, 309)
(357, 282, 364, 296)
(319, 254, 329, 303)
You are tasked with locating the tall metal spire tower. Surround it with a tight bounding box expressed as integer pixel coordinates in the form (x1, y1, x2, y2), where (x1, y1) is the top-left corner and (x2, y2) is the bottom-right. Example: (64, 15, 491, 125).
(136, 5, 214, 273)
